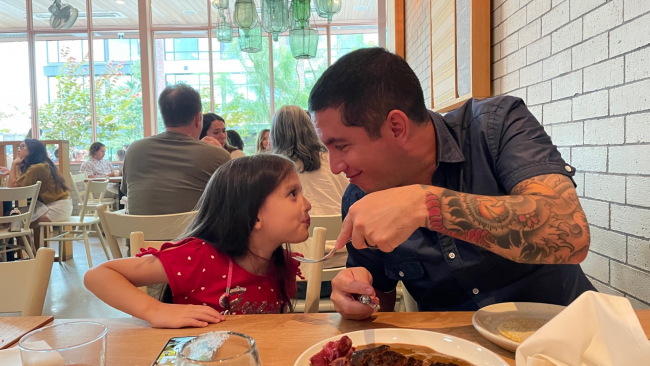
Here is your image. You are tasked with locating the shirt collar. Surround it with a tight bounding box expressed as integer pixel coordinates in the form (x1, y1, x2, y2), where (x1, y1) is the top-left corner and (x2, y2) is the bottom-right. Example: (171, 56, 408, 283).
(429, 110, 465, 164)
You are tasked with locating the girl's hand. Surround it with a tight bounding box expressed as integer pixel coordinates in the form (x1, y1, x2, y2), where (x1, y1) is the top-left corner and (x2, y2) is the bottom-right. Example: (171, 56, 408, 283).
(145, 303, 225, 329)
(12, 157, 24, 166)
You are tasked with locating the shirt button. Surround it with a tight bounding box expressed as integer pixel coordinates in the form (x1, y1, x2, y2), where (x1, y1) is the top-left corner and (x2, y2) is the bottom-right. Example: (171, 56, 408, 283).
(448, 252, 456, 259)
(472, 288, 479, 295)
(564, 165, 572, 172)
(398, 271, 405, 278)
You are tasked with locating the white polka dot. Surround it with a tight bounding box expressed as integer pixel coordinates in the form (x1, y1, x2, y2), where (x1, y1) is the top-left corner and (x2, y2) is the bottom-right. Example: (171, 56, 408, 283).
(201, 287, 205, 291)
(258, 286, 261, 290)
(191, 289, 194, 292)
(202, 268, 206, 272)
(185, 296, 188, 299)
(187, 256, 191, 260)
(177, 272, 181, 276)
(202, 242, 205, 245)
(203, 303, 207, 306)
(211, 255, 214, 259)
(222, 275, 226, 278)
(271, 289, 274, 292)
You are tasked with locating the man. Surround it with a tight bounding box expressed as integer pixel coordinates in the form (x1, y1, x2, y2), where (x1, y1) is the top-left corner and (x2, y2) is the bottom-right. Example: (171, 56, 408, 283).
(308, 48, 595, 320)
(122, 84, 231, 215)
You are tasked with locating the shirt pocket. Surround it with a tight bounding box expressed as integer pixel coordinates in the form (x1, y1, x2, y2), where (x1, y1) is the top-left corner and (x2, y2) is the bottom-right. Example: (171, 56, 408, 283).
(384, 260, 425, 282)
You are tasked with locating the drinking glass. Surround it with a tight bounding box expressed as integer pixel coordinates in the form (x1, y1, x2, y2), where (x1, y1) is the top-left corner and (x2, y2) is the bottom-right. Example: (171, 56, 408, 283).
(19, 321, 107, 366)
(176, 331, 261, 366)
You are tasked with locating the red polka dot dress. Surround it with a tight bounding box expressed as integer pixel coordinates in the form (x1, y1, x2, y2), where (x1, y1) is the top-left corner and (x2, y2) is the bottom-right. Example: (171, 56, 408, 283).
(137, 238, 303, 315)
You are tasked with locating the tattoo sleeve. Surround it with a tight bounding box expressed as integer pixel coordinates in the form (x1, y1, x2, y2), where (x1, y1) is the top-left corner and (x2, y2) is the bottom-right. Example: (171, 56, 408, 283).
(424, 174, 590, 264)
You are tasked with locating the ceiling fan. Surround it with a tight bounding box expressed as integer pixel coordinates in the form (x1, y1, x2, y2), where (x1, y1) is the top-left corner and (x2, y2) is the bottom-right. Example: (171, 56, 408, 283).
(48, 0, 79, 29)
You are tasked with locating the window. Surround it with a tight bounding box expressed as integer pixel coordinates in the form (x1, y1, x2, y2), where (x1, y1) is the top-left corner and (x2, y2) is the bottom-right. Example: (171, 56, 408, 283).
(330, 25, 379, 64)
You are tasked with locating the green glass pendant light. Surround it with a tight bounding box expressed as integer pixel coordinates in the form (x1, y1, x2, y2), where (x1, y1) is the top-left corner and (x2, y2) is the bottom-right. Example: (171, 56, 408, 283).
(261, 0, 290, 42)
(289, 11, 318, 59)
(216, 8, 233, 42)
(211, 0, 229, 10)
(233, 0, 258, 30)
(318, 0, 342, 22)
(239, 23, 263, 53)
(292, 0, 311, 29)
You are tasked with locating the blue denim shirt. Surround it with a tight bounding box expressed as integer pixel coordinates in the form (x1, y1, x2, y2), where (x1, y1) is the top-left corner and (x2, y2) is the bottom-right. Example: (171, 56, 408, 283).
(343, 96, 595, 311)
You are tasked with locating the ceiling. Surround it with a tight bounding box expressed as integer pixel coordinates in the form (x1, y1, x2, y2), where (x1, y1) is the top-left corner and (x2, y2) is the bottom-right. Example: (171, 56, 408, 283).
(0, 0, 378, 30)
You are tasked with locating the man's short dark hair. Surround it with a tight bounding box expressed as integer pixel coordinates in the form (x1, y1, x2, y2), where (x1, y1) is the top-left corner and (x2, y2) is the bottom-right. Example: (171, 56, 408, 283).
(158, 84, 202, 128)
(308, 48, 429, 139)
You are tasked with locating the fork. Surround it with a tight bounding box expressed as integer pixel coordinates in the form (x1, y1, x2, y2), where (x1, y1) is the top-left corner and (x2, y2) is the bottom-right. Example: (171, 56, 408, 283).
(292, 239, 351, 263)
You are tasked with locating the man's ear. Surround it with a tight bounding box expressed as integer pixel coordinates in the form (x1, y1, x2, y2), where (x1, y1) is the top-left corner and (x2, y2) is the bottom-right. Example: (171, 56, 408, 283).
(384, 109, 410, 146)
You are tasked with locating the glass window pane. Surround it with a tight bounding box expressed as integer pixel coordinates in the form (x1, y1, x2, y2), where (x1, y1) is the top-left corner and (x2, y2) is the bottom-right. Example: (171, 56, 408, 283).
(151, 0, 208, 27)
(0, 34, 31, 166)
(91, 0, 139, 27)
(35, 33, 91, 160)
(93, 31, 143, 161)
(32, 0, 87, 30)
(212, 33, 271, 155)
(272, 32, 327, 111)
(154, 31, 211, 134)
(93, 39, 105, 61)
(3, 0, 27, 30)
(330, 25, 379, 64)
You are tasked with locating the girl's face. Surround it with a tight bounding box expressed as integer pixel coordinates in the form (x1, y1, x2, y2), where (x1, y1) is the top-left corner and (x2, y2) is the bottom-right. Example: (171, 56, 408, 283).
(262, 131, 270, 150)
(207, 120, 227, 147)
(94, 146, 106, 160)
(256, 171, 311, 245)
(17, 142, 29, 159)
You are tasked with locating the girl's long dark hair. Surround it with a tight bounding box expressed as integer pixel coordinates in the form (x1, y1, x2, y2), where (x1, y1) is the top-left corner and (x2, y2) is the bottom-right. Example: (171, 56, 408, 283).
(201, 113, 238, 154)
(182, 154, 297, 312)
(21, 139, 69, 192)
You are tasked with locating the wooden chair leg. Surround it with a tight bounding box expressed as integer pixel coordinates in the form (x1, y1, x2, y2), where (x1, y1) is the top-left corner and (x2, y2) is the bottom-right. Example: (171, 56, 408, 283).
(21, 235, 35, 259)
(95, 223, 110, 260)
(82, 226, 93, 268)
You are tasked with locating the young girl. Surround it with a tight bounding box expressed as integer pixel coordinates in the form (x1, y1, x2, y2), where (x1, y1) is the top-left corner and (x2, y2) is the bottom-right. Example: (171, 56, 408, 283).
(84, 154, 311, 329)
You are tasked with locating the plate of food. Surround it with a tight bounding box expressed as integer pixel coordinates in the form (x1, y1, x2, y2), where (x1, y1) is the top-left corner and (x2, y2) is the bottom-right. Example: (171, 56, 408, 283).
(472, 302, 565, 352)
(294, 328, 509, 366)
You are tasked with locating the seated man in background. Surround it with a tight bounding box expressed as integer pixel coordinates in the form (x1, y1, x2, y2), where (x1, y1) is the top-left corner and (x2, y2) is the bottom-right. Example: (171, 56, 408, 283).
(121, 84, 231, 215)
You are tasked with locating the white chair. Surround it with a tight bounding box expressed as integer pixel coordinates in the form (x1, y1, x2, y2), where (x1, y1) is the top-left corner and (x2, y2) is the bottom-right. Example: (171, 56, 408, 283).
(70, 172, 116, 212)
(292, 214, 345, 313)
(0, 182, 41, 260)
(0, 247, 55, 316)
(39, 179, 111, 268)
(97, 205, 197, 259)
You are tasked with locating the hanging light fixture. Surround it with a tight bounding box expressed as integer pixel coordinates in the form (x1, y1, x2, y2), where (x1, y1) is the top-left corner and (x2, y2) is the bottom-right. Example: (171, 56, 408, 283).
(233, 0, 258, 30)
(318, 0, 341, 23)
(261, 0, 290, 42)
(239, 23, 263, 53)
(289, 8, 318, 59)
(314, 0, 328, 19)
(292, 0, 311, 29)
(216, 7, 233, 42)
(211, 0, 229, 10)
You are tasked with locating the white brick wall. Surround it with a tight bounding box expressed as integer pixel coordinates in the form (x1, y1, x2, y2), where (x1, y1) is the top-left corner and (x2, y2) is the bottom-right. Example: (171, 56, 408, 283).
(486, 0, 650, 306)
(405, 0, 650, 307)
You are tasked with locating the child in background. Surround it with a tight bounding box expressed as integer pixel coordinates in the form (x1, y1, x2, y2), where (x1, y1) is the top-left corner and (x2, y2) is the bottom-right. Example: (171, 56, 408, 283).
(84, 154, 311, 328)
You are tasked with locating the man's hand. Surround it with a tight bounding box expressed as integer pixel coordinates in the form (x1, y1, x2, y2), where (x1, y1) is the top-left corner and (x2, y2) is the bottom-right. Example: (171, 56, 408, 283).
(335, 185, 425, 252)
(0, 166, 9, 176)
(331, 267, 380, 320)
(144, 302, 225, 329)
(201, 136, 222, 148)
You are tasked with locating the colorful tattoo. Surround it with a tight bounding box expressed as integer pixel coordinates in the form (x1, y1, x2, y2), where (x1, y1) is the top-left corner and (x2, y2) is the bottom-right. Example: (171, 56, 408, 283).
(423, 174, 589, 264)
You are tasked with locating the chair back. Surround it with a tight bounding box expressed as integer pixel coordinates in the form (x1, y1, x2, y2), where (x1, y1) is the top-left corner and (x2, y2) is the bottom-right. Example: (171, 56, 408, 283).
(0, 247, 55, 315)
(69, 171, 88, 203)
(308, 215, 342, 241)
(97, 205, 197, 259)
(78, 179, 109, 220)
(0, 182, 41, 227)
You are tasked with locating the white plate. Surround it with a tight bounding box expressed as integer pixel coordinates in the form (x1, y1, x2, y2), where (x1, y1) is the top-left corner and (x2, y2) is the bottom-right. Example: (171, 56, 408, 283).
(472, 302, 565, 352)
(294, 328, 508, 366)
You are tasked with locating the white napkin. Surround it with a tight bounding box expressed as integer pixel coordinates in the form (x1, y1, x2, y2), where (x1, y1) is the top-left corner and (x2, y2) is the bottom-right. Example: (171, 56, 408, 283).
(516, 291, 650, 366)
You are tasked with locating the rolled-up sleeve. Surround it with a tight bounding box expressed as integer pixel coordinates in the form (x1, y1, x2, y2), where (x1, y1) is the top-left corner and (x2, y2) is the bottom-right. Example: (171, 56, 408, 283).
(490, 97, 576, 192)
(343, 186, 398, 293)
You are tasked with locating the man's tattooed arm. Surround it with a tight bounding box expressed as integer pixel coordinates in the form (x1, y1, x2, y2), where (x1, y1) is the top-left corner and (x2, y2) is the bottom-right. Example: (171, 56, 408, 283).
(423, 174, 590, 264)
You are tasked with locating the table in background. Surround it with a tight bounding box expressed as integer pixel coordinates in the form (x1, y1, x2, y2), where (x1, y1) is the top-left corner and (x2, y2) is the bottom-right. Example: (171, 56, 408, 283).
(56, 310, 650, 366)
(0, 316, 53, 349)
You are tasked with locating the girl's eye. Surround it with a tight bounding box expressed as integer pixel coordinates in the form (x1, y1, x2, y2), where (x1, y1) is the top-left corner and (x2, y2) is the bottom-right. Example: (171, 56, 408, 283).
(289, 190, 297, 197)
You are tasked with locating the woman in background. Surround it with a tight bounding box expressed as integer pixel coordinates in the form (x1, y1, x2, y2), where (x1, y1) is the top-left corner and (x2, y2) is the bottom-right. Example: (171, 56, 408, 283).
(1, 139, 72, 226)
(81, 142, 116, 178)
(227, 130, 245, 153)
(201, 113, 245, 159)
(256, 129, 270, 154)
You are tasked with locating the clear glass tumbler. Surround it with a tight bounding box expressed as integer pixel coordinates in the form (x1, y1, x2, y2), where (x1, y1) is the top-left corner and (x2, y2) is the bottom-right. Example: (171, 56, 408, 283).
(176, 331, 261, 366)
(19, 321, 108, 366)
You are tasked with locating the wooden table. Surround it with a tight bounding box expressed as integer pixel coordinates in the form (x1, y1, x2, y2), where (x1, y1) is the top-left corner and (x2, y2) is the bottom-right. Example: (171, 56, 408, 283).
(54, 310, 650, 366)
(0, 316, 53, 349)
